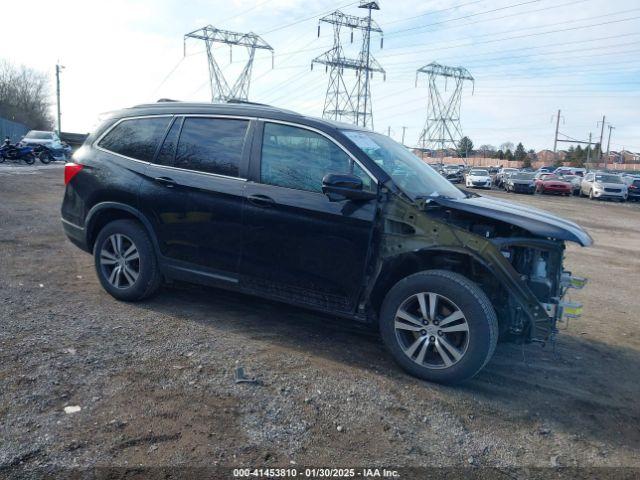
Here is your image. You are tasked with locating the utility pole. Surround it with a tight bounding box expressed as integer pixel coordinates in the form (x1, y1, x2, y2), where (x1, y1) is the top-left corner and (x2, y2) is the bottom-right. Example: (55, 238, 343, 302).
(401, 126, 407, 145)
(55, 64, 65, 136)
(387, 126, 391, 137)
(359, 1, 376, 128)
(586, 132, 593, 166)
(553, 109, 561, 153)
(605, 124, 615, 170)
(597, 115, 606, 166)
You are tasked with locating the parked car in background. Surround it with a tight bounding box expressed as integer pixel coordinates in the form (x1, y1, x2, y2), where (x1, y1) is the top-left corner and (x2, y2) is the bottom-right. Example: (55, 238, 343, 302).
(60, 101, 593, 384)
(622, 176, 640, 201)
(556, 167, 586, 177)
(559, 174, 582, 195)
(580, 172, 627, 201)
(537, 165, 556, 174)
(442, 165, 464, 184)
(495, 167, 519, 188)
(20, 130, 71, 160)
(535, 174, 572, 195)
(504, 172, 536, 194)
(465, 168, 492, 189)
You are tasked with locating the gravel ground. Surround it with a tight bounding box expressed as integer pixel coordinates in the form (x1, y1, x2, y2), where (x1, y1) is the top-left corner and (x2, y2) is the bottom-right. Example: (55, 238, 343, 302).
(1, 165, 639, 475)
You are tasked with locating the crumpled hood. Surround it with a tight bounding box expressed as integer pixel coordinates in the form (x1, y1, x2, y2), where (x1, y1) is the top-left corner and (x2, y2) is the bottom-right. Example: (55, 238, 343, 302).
(432, 195, 593, 246)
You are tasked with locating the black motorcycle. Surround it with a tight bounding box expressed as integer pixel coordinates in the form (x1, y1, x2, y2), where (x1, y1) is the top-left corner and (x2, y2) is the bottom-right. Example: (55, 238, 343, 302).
(33, 145, 55, 164)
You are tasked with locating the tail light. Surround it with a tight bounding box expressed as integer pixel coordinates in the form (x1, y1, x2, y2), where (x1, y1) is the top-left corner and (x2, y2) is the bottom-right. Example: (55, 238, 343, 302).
(64, 162, 83, 185)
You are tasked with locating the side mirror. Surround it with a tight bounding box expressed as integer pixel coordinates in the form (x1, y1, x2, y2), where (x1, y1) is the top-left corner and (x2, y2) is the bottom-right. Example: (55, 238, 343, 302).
(321, 173, 377, 202)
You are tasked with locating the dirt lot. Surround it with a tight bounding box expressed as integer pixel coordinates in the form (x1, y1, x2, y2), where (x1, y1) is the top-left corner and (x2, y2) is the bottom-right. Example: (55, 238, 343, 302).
(1, 165, 639, 475)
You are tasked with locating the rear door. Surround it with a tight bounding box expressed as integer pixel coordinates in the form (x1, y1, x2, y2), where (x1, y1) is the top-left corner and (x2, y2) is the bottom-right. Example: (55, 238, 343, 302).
(139, 115, 254, 282)
(239, 120, 378, 314)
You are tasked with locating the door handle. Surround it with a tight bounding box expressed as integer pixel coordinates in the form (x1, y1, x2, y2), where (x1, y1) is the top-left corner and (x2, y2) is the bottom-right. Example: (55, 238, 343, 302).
(154, 176, 177, 188)
(247, 194, 275, 207)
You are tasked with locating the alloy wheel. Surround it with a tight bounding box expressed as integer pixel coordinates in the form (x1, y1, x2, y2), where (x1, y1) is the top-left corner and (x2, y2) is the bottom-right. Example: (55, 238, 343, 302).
(394, 292, 470, 369)
(99, 233, 140, 289)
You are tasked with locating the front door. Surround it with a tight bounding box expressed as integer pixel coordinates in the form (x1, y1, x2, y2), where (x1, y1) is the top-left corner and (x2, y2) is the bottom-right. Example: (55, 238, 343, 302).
(239, 121, 378, 313)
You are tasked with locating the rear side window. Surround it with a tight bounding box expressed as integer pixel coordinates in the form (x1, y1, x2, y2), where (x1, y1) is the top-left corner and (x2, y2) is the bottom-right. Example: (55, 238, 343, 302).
(174, 117, 249, 177)
(98, 117, 171, 162)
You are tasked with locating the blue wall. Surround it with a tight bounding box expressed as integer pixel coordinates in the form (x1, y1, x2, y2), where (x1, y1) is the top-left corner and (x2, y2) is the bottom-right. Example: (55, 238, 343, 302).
(0, 117, 29, 142)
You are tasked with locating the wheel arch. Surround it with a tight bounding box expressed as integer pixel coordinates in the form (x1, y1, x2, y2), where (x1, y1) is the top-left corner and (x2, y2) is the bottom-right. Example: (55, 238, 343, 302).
(85, 202, 159, 253)
(368, 248, 511, 326)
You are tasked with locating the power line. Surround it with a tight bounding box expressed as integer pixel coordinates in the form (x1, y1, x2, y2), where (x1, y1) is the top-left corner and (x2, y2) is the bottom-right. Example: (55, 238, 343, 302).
(386, 0, 542, 38)
(381, 9, 640, 55)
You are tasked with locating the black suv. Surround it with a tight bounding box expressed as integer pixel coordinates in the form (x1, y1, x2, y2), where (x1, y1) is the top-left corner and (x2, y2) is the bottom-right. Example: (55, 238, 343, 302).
(62, 102, 592, 383)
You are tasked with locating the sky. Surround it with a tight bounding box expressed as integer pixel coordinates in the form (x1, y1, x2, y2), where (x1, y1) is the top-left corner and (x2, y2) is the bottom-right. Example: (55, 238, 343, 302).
(1, 0, 638, 152)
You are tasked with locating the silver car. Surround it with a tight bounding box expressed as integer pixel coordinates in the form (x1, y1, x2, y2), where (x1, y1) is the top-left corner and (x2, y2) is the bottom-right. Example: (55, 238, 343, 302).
(580, 172, 628, 201)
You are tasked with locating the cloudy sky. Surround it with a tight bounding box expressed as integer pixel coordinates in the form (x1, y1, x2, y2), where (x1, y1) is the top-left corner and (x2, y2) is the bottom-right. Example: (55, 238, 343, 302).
(1, 0, 638, 151)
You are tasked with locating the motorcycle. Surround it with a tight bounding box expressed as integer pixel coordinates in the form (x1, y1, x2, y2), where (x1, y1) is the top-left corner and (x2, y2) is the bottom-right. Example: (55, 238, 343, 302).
(33, 144, 55, 164)
(0, 139, 36, 165)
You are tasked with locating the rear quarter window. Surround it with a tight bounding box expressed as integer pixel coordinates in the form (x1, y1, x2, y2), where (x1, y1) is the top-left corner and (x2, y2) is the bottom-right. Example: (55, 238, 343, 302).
(98, 117, 171, 162)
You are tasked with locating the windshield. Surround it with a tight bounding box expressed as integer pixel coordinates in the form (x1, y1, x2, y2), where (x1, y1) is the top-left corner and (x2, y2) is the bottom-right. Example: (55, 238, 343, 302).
(595, 174, 622, 184)
(341, 130, 465, 199)
(470, 169, 489, 176)
(512, 173, 534, 180)
(25, 131, 53, 140)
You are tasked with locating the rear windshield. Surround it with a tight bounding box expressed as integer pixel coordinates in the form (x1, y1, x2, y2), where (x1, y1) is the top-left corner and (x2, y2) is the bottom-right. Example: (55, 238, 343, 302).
(470, 169, 488, 175)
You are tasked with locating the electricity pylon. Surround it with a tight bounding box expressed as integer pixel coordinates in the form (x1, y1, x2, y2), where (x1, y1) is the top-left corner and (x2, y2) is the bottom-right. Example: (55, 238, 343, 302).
(415, 62, 474, 153)
(312, 1, 385, 129)
(184, 26, 274, 102)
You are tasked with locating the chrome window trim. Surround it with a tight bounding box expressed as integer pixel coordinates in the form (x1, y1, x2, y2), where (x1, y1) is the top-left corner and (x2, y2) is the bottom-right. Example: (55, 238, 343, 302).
(258, 118, 379, 185)
(93, 114, 256, 182)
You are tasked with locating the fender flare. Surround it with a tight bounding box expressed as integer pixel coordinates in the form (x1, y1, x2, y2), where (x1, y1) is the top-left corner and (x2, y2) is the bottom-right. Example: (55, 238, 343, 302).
(84, 201, 160, 253)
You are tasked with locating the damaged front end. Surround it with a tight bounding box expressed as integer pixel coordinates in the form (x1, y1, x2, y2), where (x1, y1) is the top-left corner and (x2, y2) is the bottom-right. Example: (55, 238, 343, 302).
(369, 191, 592, 345)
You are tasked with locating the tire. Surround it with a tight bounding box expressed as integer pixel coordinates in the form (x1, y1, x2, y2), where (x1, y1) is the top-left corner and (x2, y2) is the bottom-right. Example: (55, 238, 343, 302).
(93, 219, 162, 301)
(38, 151, 52, 164)
(24, 154, 35, 165)
(589, 189, 594, 200)
(379, 270, 498, 384)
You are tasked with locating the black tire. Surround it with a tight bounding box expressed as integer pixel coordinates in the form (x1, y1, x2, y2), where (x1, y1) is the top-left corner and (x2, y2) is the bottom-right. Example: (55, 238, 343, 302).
(24, 153, 35, 165)
(38, 151, 52, 164)
(589, 189, 595, 200)
(93, 219, 162, 301)
(379, 270, 498, 384)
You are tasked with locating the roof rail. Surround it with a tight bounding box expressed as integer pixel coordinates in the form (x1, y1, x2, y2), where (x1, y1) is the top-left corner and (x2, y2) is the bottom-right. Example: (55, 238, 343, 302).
(226, 99, 271, 107)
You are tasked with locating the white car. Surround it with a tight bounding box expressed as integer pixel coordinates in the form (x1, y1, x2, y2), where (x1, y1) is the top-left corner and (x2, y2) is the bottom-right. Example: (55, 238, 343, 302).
(466, 168, 492, 189)
(20, 130, 71, 160)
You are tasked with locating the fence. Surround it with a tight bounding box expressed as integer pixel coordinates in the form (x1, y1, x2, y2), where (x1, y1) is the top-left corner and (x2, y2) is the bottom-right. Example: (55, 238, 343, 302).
(416, 155, 640, 172)
(0, 117, 29, 142)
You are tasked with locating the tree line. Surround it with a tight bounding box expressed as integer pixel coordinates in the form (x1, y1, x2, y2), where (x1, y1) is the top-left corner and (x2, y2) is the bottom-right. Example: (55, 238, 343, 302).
(0, 60, 53, 131)
(457, 137, 533, 167)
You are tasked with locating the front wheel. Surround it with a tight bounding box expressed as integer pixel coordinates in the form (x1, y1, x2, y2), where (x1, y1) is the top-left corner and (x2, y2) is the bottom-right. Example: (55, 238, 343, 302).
(93, 219, 162, 301)
(379, 270, 498, 384)
(23, 153, 35, 165)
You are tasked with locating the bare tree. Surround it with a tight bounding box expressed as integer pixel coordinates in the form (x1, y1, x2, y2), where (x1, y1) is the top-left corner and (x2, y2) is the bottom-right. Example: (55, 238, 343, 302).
(0, 60, 53, 130)
(500, 141, 514, 152)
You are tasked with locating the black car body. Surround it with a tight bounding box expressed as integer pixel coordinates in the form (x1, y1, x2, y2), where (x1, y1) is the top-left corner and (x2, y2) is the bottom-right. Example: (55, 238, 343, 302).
(623, 177, 640, 200)
(61, 102, 592, 383)
(504, 172, 536, 194)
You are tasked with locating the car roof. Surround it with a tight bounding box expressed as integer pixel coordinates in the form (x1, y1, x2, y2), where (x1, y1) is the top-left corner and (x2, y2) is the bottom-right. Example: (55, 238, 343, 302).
(110, 101, 370, 133)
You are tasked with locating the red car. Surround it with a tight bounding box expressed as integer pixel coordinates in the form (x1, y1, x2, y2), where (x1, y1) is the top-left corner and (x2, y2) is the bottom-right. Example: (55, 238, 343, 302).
(534, 174, 572, 195)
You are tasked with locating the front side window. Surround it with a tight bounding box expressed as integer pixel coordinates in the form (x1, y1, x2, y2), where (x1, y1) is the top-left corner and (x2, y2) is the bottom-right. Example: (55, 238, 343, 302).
(261, 123, 374, 193)
(98, 117, 171, 162)
(174, 117, 249, 177)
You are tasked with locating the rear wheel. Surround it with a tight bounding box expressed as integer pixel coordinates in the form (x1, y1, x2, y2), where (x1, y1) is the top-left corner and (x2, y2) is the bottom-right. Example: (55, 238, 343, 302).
(23, 153, 35, 165)
(379, 270, 498, 384)
(93, 219, 162, 301)
(38, 150, 53, 164)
